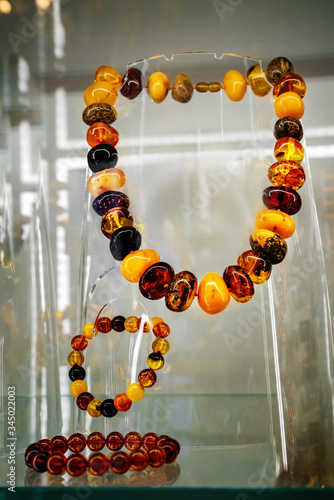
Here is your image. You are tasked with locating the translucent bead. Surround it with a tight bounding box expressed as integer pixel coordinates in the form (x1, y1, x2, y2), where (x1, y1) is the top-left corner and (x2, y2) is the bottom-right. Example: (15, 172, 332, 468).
(138, 368, 157, 388)
(87, 399, 102, 418)
(208, 82, 221, 92)
(152, 338, 170, 355)
(143, 432, 159, 450)
(274, 137, 304, 163)
(106, 431, 124, 451)
(83, 322, 95, 339)
(124, 316, 139, 333)
(262, 186, 302, 215)
(152, 317, 165, 327)
(84, 81, 117, 107)
(95, 66, 122, 90)
(153, 321, 170, 338)
(274, 92, 305, 120)
(86, 122, 119, 148)
(110, 451, 131, 474)
(148, 445, 166, 468)
(51, 435, 68, 454)
(158, 435, 180, 454)
(197, 272, 230, 315)
(76, 392, 94, 410)
(195, 82, 208, 93)
(25, 445, 44, 468)
(223, 70, 246, 101)
(268, 161, 306, 190)
(273, 73, 306, 99)
(68, 433, 86, 453)
(148, 72, 170, 103)
(274, 116, 303, 141)
(87, 168, 126, 197)
(70, 380, 88, 397)
(165, 270, 197, 312)
(47, 453, 66, 475)
(125, 431, 143, 451)
(66, 453, 88, 476)
(130, 449, 149, 471)
(101, 398, 118, 418)
(137, 318, 151, 332)
(88, 144, 118, 173)
(111, 315, 125, 332)
(101, 207, 133, 239)
(171, 74, 193, 103)
(126, 382, 145, 402)
(87, 432, 105, 451)
(67, 350, 84, 366)
(120, 68, 143, 100)
(147, 352, 164, 370)
(69, 365, 85, 382)
(247, 64, 271, 97)
(266, 57, 294, 85)
(255, 209, 296, 239)
(237, 250, 272, 284)
(71, 335, 88, 351)
(88, 452, 109, 476)
(223, 265, 254, 303)
(92, 190, 129, 215)
(121, 248, 160, 283)
(32, 451, 51, 472)
(114, 393, 132, 412)
(139, 262, 175, 300)
(95, 316, 112, 333)
(83, 103, 117, 126)
(37, 438, 53, 451)
(109, 227, 142, 261)
(250, 229, 288, 265)
(160, 441, 178, 464)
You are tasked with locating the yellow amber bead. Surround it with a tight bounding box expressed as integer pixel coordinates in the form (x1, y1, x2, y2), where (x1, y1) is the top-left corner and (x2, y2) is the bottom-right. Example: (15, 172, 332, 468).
(255, 209, 295, 239)
(70, 380, 88, 398)
(67, 351, 84, 366)
(126, 383, 145, 402)
(223, 70, 247, 102)
(83, 322, 96, 339)
(274, 137, 304, 163)
(124, 316, 139, 333)
(274, 92, 305, 120)
(87, 399, 102, 418)
(84, 82, 117, 107)
(87, 168, 126, 197)
(95, 66, 122, 91)
(147, 353, 164, 370)
(101, 207, 133, 238)
(152, 317, 164, 327)
(197, 272, 230, 315)
(152, 338, 170, 355)
(121, 249, 160, 283)
(247, 64, 271, 97)
(148, 72, 170, 103)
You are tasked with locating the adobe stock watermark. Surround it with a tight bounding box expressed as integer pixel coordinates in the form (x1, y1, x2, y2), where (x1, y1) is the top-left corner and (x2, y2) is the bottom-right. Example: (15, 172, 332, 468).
(213, 0, 244, 22)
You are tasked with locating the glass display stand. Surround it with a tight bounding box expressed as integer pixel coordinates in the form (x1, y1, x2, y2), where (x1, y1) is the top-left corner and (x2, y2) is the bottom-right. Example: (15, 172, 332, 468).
(0, 52, 333, 498)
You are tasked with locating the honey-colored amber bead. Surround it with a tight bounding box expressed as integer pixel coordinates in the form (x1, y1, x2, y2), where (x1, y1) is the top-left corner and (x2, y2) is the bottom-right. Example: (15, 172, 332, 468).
(101, 207, 133, 239)
(197, 272, 230, 315)
(70, 380, 88, 398)
(274, 92, 305, 120)
(273, 73, 306, 99)
(130, 449, 149, 471)
(195, 82, 209, 93)
(165, 270, 197, 312)
(223, 265, 254, 303)
(84, 81, 117, 107)
(152, 338, 170, 355)
(268, 161, 306, 190)
(138, 368, 157, 388)
(171, 74, 193, 103)
(143, 432, 159, 450)
(153, 322, 170, 338)
(67, 350, 84, 366)
(114, 393, 132, 412)
(124, 316, 139, 333)
(68, 433, 86, 453)
(208, 82, 221, 92)
(87, 168, 126, 197)
(86, 122, 119, 148)
(148, 445, 166, 468)
(237, 250, 272, 285)
(106, 431, 124, 451)
(147, 352, 164, 370)
(121, 249, 160, 283)
(126, 383, 145, 402)
(125, 431, 143, 451)
(255, 209, 296, 239)
(274, 137, 304, 163)
(71, 335, 88, 351)
(148, 72, 170, 103)
(95, 316, 112, 333)
(87, 399, 102, 418)
(247, 64, 271, 97)
(266, 57, 294, 86)
(152, 317, 164, 327)
(95, 66, 122, 90)
(223, 70, 246, 102)
(83, 322, 95, 339)
(250, 229, 288, 265)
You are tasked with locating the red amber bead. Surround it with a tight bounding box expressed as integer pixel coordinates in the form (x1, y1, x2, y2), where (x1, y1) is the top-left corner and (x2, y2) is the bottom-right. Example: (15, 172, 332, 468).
(106, 431, 124, 451)
(76, 392, 94, 410)
(88, 452, 110, 476)
(268, 161, 306, 190)
(124, 431, 142, 451)
(153, 322, 170, 338)
(87, 432, 105, 451)
(273, 74, 307, 99)
(110, 451, 131, 474)
(51, 435, 68, 454)
(66, 453, 88, 476)
(25, 444, 44, 468)
(262, 186, 302, 215)
(130, 449, 149, 471)
(47, 453, 66, 475)
(86, 122, 119, 148)
(143, 432, 159, 450)
(37, 438, 53, 451)
(148, 445, 166, 468)
(223, 265, 254, 303)
(120, 68, 143, 100)
(71, 335, 88, 351)
(160, 441, 178, 464)
(114, 393, 132, 412)
(139, 262, 175, 300)
(95, 316, 112, 333)
(138, 368, 157, 388)
(32, 451, 51, 472)
(67, 433, 86, 453)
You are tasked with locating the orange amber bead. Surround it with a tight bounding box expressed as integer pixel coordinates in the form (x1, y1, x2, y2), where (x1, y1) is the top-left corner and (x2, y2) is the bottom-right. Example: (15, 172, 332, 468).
(255, 209, 296, 239)
(71, 335, 88, 351)
(47, 454, 66, 475)
(124, 316, 139, 333)
(223, 70, 247, 101)
(138, 368, 157, 388)
(83, 322, 95, 339)
(274, 92, 305, 120)
(87, 168, 126, 197)
(87, 399, 102, 418)
(268, 161, 306, 190)
(88, 452, 109, 475)
(86, 122, 119, 148)
(148, 445, 166, 467)
(249, 229, 288, 265)
(67, 351, 84, 366)
(153, 322, 170, 338)
(165, 271, 197, 312)
(130, 449, 149, 471)
(152, 317, 164, 327)
(143, 432, 159, 450)
(121, 249, 160, 283)
(274, 137, 304, 163)
(125, 431, 143, 451)
(101, 207, 133, 239)
(95, 316, 112, 333)
(95, 66, 122, 90)
(70, 380, 88, 398)
(197, 272, 230, 314)
(247, 64, 271, 97)
(84, 81, 117, 107)
(237, 250, 272, 285)
(68, 433, 86, 453)
(273, 74, 307, 99)
(148, 72, 170, 103)
(106, 431, 124, 451)
(126, 382, 145, 402)
(152, 337, 170, 355)
(114, 393, 132, 412)
(223, 265, 254, 303)
(87, 432, 105, 451)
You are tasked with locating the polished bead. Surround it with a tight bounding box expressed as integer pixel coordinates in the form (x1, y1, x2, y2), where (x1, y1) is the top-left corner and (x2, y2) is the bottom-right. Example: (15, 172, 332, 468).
(274, 92, 305, 120)
(114, 393, 132, 412)
(223, 265, 254, 303)
(120, 68, 143, 100)
(139, 262, 174, 300)
(25, 444, 44, 468)
(87, 432, 105, 451)
(147, 352, 164, 370)
(71, 335, 88, 351)
(87, 399, 102, 418)
(268, 161, 306, 190)
(153, 321, 170, 338)
(126, 382, 145, 402)
(66, 453, 88, 476)
(152, 317, 164, 327)
(106, 431, 124, 451)
(143, 432, 159, 450)
(83, 322, 95, 339)
(195, 82, 209, 93)
(68, 433, 86, 453)
(152, 338, 170, 355)
(124, 316, 139, 333)
(32, 451, 51, 472)
(255, 209, 296, 239)
(67, 350, 84, 366)
(76, 392, 94, 410)
(101, 207, 133, 239)
(160, 436, 180, 455)
(110, 451, 131, 474)
(88, 452, 109, 476)
(208, 82, 221, 92)
(148, 72, 170, 103)
(130, 449, 149, 471)
(84, 81, 117, 107)
(274, 137, 304, 163)
(88, 144, 118, 173)
(121, 248, 160, 283)
(37, 438, 53, 451)
(69, 365, 86, 381)
(111, 315, 125, 332)
(250, 229, 288, 265)
(171, 74, 193, 103)
(101, 398, 118, 418)
(165, 270, 197, 312)
(109, 227, 142, 261)
(148, 445, 166, 468)
(95, 316, 112, 333)
(138, 368, 157, 388)
(262, 186, 302, 215)
(124, 431, 143, 451)
(51, 435, 68, 454)
(237, 250, 272, 285)
(160, 441, 178, 464)
(88, 168, 126, 197)
(86, 122, 119, 148)
(137, 317, 151, 332)
(47, 453, 66, 475)
(247, 64, 271, 97)
(83, 102, 117, 126)
(95, 66, 122, 90)
(70, 380, 88, 398)
(273, 73, 307, 99)
(274, 116, 303, 141)
(223, 70, 247, 101)
(266, 57, 294, 85)
(92, 191, 129, 217)
(197, 272, 230, 315)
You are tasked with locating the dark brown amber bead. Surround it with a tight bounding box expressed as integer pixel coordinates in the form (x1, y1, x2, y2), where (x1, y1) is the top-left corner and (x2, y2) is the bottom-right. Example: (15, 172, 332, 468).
(195, 82, 208, 93)
(157, 436, 180, 454)
(51, 435, 68, 454)
(250, 229, 288, 265)
(47, 453, 67, 475)
(130, 449, 149, 471)
(153, 321, 170, 338)
(109, 227, 142, 261)
(143, 432, 159, 450)
(92, 190, 129, 216)
(95, 316, 112, 333)
(37, 438, 53, 451)
(262, 186, 302, 215)
(110, 451, 131, 474)
(138, 368, 157, 388)
(66, 453, 88, 476)
(106, 431, 124, 451)
(32, 451, 51, 472)
(82, 102, 117, 126)
(171, 74, 193, 103)
(76, 391, 94, 410)
(111, 315, 126, 331)
(68, 433, 86, 453)
(87, 432, 105, 451)
(268, 161, 305, 190)
(266, 57, 294, 85)
(160, 441, 178, 464)
(71, 335, 88, 351)
(148, 445, 166, 468)
(120, 68, 143, 100)
(25, 444, 43, 468)
(165, 270, 197, 312)
(88, 452, 109, 476)
(124, 431, 142, 451)
(69, 365, 86, 381)
(274, 116, 303, 142)
(139, 262, 175, 300)
(273, 74, 307, 99)
(237, 250, 272, 285)
(101, 398, 118, 418)
(223, 265, 254, 303)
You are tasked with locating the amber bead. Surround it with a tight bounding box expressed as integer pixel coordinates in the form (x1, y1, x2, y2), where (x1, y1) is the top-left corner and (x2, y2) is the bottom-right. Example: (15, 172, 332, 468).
(51, 435, 68, 454)
(137, 317, 151, 332)
(47, 453, 66, 475)
(268, 161, 306, 190)
(95, 316, 112, 333)
(250, 229, 288, 265)
(25, 444, 44, 468)
(71, 335, 88, 351)
(237, 250, 272, 285)
(266, 57, 294, 85)
(114, 393, 132, 412)
(101, 207, 133, 239)
(124, 431, 142, 451)
(139, 262, 174, 300)
(165, 270, 197, 312)
(160, 441, 178, 464)
(223, 70, 246, 101)
(152, 317, 164, 327)
(32, 451, 51, 472)
(126, 382, 145, 402)
(94, 192, 129, 217)
(110, 451, 131, 474)
(148, 72, 170, 103)
(84, 81, 117, 107)
(148, 446, 166, 468)
(83, 322, 95, 339)
(130, 449, 149, 471)
(100, 398, 118, 418)
(70, 380, 88, 398)
(87, 432, 105, 451)
(106, 431, 124, 451)
(67, 350, 84, 366)
(86, 122, 119, 148)
(274, 116, 303, 142)
(83, 103, 117, 126)
(197, 272, 230, 315)
(147, 352, 164, 370)
(247, 64, 271, 97)
(273, 73, 306, 99)
(69, 365, 86, 381)
(208, 82, 221, 92)
(223, 265, 254, 303)
(171, 74, 193, 103)
(95, 66, 122, 90)
(88, 144, 118, 173)
(120, 68, 143, 100)
(66, 453, 88, 476)
(76, 392, 94, 410)
(109, 227, 142, 261)
(152, 338, 170, 355)
(36, 439, 52, 451)
(274, 92, 305, 120)
(124, 316, 139, 333)
(255, 209, 295, 239)
(138, 368, 157, 388)
(195, 82, 209, 93)
(87, 399, 102, 418)
(111, 315, 125, 332)
(88, 452, 109, 476)
(68, 433, 86, 453)
(143, 432, 159, 450)
(153, 321, 170, 338)
(88, 168, 126, 198)
(262, 186, 302, 215)
(121, 248, 160, 283)
(274, 137, 304, 163)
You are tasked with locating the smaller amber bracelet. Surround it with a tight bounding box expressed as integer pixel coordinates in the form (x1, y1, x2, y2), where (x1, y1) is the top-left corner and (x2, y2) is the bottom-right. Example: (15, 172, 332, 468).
(67, 315, 171, 418)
